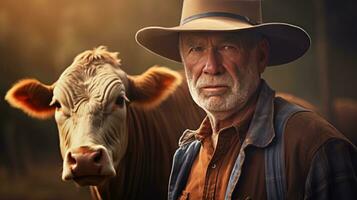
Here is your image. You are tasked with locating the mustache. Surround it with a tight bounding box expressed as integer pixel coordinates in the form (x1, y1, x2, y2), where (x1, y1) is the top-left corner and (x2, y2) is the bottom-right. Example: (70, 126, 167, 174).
(195, 75, 233, 88)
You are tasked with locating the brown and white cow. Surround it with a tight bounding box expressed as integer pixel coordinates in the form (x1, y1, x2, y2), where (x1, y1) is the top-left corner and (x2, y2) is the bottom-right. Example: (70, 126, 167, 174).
(5, 46, 205, 199)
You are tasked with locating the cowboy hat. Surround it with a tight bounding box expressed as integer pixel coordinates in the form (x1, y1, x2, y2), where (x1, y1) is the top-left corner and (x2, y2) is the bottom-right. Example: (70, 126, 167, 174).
(135, 0, 311, 66)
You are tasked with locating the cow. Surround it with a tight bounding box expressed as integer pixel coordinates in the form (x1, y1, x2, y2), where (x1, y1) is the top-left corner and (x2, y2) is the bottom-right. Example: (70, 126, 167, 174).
(5, 46, 205, 199)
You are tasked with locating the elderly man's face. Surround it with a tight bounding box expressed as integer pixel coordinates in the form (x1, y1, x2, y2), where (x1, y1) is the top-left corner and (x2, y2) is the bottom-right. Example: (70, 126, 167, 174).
(180, 32, 268, 114)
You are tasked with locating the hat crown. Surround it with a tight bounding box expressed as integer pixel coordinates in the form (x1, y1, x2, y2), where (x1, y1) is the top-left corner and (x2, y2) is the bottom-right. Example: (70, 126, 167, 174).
(180, 0, 262, 25)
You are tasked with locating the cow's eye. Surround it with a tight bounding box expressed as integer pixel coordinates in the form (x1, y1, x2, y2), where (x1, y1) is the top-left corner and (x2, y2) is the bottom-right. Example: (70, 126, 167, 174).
(52, 101, 62, 109)
(115, 96, 125, 107)
(114, 95, 129, 109)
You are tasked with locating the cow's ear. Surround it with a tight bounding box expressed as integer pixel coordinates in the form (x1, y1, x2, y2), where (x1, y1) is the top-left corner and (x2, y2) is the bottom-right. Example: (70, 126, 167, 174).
(5, 79, 55, 119)
(127, 66, 182, 109)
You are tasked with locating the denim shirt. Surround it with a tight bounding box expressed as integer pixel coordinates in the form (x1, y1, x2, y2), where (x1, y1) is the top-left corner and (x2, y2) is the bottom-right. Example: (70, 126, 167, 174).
(168, 80, 357, 200)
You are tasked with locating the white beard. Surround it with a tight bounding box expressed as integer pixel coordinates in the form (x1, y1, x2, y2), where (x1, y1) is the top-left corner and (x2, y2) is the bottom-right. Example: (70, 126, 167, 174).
(187, 72, 260, 114)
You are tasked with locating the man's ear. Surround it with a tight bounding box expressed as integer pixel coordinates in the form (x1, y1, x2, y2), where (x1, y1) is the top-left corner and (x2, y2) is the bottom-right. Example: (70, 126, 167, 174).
(5, 79, 55, 119)
(257, 38, 269, 74)
(127, 66, 182, 109)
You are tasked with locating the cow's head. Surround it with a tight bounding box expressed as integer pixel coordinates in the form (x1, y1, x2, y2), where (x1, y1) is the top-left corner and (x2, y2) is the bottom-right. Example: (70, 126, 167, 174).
(5, 46, 182, 186)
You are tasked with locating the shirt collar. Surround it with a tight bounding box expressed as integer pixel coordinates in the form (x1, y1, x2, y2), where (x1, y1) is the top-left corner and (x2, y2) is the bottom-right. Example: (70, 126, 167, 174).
(194, 116, 212, 141)
(244, 80, 276, 148)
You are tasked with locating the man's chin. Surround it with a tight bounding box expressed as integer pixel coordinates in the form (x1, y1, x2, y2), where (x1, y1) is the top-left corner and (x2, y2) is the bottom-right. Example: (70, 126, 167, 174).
(200, 100, 229, 112)
(198, 97, 244, 114)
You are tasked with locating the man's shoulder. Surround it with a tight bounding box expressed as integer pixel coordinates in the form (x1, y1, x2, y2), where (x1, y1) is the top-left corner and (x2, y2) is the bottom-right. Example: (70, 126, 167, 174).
(282, 111, 355, 190)
(272, 96, 346, 153)
(283, 111, 350, 162)
(285, 111, 346, 143)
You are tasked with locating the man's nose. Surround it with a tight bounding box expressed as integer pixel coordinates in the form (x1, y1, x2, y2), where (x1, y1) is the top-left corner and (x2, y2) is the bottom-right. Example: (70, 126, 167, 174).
(203, 48, 223, 75)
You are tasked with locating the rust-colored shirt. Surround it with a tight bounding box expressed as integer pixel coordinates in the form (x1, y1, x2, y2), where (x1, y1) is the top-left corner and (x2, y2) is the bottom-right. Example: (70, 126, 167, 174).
(180, 117, 250, 200)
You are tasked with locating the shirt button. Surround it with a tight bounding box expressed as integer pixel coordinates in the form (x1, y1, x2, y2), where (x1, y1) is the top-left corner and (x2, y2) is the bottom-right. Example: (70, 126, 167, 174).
(211, 163, 216, 169)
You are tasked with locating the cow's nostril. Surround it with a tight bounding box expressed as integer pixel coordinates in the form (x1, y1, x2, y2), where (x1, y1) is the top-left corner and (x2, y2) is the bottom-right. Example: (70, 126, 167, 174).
(68, 152, 76, 165)
(93, 150, 102, 163)
(63, 147, 115, 181)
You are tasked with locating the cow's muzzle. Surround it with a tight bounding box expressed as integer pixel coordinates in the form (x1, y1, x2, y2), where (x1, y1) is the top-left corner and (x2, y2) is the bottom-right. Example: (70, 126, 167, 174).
(62, 145, 116, 186)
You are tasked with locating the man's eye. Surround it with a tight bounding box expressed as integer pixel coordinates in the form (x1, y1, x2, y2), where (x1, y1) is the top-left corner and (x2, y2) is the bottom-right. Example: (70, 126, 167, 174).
(222, 45, 236, 51)
(189, 46, 204, 53)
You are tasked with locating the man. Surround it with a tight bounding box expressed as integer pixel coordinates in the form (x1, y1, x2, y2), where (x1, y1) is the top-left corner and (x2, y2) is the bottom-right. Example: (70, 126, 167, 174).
(136, 0, 357, 199)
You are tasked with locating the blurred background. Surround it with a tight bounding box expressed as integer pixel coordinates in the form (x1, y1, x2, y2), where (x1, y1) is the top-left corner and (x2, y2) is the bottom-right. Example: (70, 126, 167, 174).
(0, 0, 356, 199)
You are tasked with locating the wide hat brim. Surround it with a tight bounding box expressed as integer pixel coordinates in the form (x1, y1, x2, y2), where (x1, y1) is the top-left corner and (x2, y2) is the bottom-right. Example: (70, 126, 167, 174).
(136, 17, 311, 66)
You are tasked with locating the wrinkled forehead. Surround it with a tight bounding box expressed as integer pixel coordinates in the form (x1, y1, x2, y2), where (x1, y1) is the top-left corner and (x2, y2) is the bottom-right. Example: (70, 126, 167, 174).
(58, 62, 123, 82)
(53, 63, 126, 107)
